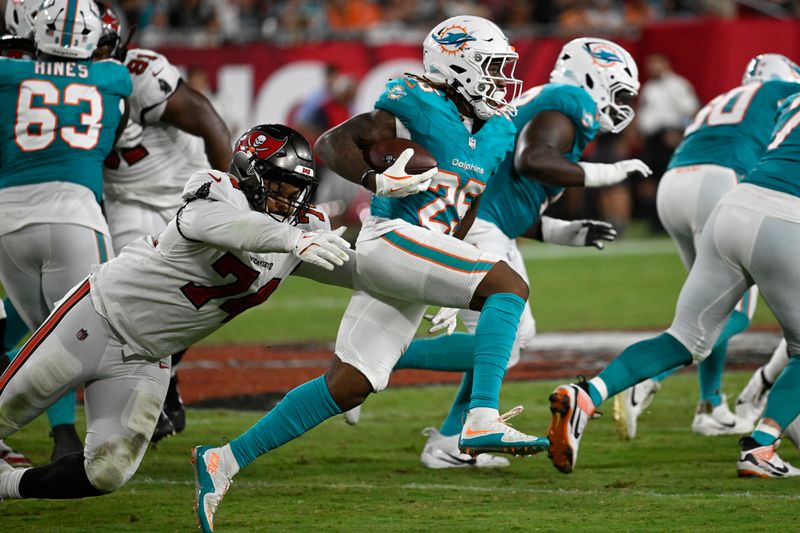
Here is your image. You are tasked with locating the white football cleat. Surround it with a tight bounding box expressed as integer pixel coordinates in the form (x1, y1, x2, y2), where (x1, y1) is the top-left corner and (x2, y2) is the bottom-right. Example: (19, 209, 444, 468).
(0, 439, 32, 467)
(192, 446, 235, 533)
(343, 405, 361, 426)
(613, 378, 661, 440)
(692, 396, 753, 436)
(548, 383, 596, 473)
(458, 406, 549, 458)
(420, 427, 509, 469)
(735, 366, 772, 428)
(737, 437, 800, 478)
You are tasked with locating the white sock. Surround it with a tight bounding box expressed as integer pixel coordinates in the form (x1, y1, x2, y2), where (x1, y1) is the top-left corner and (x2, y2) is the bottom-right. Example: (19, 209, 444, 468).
(763, 339, 789, 384)
(0, 466, 29, 499)
(588, 377, 608, 405)
(218, 444, 241, 478)
(466, 407, 499, 422)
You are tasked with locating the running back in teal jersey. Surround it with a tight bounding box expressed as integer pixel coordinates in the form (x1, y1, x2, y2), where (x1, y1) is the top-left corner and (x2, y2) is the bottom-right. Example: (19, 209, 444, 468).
(669, 80, 800, 177)
(370, 77, 515, 235)
(0, 57, 131, 201)
(744, 92, 800, 197)
(478, 83, 599, 239)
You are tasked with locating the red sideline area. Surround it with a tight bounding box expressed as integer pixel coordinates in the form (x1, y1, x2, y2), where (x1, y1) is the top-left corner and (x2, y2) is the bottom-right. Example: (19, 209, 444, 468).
(178, 330, 780, 405)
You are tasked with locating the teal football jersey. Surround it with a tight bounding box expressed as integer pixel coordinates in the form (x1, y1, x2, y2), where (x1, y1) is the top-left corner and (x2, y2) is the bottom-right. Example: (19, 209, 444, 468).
(370, 77, 515, 234)
(478, 84, 599, 239)
(744, 92, 800, 197)
(0, 57, 131, 201)
(669, 80, 800, 176)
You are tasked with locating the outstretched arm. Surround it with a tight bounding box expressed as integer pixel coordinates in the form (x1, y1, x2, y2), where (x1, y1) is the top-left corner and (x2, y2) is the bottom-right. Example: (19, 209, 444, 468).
(161, 82, 232, 171)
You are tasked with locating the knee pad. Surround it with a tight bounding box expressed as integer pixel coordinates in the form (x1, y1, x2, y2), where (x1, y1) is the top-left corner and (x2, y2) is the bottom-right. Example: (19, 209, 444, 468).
(85, 435, 145, 493)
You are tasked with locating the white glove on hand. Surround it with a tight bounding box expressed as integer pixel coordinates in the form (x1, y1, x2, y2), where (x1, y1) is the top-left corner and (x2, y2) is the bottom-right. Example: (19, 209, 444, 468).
(579, 159, 653, 187)
(541, 216, 617, 249)
(423, 307, 458, 336)
(374, 148, 437, 198)
(292, 226, 351, 271)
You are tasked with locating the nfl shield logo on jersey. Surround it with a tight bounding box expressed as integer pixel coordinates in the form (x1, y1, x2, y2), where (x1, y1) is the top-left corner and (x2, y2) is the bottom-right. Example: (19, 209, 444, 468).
(469, 137, 477, 149)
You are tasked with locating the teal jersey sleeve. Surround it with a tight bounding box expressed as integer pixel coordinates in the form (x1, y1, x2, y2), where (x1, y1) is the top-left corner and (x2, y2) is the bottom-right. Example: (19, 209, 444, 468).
(744, 92, 800, 197)
(0, 58, 131, 202)
(669, 80, 800, 176)
(478, 84, 598, 239)
(370, 77, 515, 234)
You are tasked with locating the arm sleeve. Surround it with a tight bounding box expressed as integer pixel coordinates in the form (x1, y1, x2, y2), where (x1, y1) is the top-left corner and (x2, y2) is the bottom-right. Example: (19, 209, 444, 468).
(177, 199, 303, 254)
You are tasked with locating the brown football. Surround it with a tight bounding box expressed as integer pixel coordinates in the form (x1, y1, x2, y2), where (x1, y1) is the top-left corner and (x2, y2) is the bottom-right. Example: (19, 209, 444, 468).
(364, 138, 437, 174)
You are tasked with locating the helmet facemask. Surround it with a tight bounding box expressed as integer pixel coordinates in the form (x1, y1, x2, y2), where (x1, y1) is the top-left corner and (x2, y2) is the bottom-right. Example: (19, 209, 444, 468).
(423, 16, 520, 121)
(230, 125, 318, 224)
(601, 85, 637, 134)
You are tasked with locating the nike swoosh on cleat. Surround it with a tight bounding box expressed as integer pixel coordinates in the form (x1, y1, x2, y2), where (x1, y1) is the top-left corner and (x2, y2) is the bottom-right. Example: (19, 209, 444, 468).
(439, 451, 476, 466)
(763, 459, 789, 475)
(713, 420, 737, 429)
(630, 387, 639, 407)
(463, 426, 496, 437)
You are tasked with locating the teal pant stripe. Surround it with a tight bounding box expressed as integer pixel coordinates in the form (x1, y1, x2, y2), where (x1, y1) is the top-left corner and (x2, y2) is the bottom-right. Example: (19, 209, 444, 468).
(382, 231, 494, 273)
(95, 231, 108, 263)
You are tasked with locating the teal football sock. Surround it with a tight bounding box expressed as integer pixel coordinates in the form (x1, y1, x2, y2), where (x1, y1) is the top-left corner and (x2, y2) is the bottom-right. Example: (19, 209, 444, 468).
(396, 333, 476, 372)
(439, 372, 472, 436)
(46, 389, 77, 427)
(752, 429, 778, 447)
(229, 375, 342, 468)
(594, 333, 692, 407)
(698, 308, 750, 406)
(469, 293, 524, 410)
(761, 354, 800, 430)
(3, 298, 29, 352)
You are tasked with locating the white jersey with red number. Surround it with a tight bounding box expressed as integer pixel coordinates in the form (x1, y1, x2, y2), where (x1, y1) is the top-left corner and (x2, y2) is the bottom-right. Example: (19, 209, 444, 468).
(89, 169, 330, 359)
(103, 48, 210, 210)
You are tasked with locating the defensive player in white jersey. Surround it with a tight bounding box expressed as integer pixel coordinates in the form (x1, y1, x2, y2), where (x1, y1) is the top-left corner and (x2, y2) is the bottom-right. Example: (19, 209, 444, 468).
(0, 124, 351, 500)
(0, 0, 130, 461)
(96, 5, 233, 441)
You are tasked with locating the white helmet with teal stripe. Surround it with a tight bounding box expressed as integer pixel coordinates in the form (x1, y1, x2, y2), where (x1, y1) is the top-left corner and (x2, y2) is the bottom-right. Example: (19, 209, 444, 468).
(742, 54, 800, 84)
(33, 0, 104, 59)
(423, 15, 521, 120)
(550, 37, 640, 134)
(5, 0, 42, 39)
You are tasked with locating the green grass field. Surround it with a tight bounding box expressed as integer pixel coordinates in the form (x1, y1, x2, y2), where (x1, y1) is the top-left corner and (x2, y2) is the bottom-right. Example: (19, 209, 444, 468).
(4, 373, 800, 532)
(203, 236, 778, 345)
(2, 235, 793, 531)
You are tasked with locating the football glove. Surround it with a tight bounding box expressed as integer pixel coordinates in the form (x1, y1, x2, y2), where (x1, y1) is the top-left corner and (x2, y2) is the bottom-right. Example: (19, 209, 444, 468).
(579, 159, 652, 187)
(292, 226, 351, 271)
(541, 216, 617, 249)
(423, 307, 459, 336)
(374, 148, 437, 198)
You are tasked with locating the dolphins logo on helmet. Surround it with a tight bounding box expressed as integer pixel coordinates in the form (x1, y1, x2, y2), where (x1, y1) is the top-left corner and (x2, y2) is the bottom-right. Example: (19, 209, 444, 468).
(432, 24, 477, 56)
(586, 42, 624, 67)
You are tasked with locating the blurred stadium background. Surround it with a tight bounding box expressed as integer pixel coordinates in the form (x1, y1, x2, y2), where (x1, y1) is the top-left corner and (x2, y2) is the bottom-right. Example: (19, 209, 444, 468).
(3, 2, 800, 530)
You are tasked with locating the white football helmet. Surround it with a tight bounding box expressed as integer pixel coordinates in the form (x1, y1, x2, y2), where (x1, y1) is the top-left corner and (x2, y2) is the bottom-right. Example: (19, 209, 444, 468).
(550, 38, 640, 134)
(423, 15, 521, 120)
(33, 0, 104, 59)
(5, 0, 41, 39)
(742, 54, 800, 84)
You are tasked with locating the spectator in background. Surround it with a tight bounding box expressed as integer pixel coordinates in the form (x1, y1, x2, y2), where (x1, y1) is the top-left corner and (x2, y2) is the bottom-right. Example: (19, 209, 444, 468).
(326, 0, 381, 31)
(636, 53, 698, 231)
